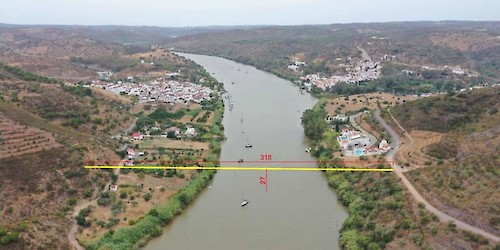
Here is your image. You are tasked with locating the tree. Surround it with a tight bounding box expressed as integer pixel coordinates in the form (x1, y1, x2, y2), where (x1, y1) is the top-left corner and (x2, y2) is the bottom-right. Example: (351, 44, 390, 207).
(167, 131, 177, 139)
(301, 108, 327, 141)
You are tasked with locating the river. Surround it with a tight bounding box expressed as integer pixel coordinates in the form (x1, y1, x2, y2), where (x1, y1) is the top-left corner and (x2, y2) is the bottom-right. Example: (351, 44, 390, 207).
(145, 53, 348, 250)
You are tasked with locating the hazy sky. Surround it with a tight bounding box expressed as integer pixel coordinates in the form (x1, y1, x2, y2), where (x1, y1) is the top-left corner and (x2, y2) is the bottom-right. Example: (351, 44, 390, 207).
(1, 0, 498, 27)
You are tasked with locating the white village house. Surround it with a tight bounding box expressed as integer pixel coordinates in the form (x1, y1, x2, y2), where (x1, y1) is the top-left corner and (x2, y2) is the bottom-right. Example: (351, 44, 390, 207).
(326, 114, 349, 123)
(338, 129, 371, 150)
(185, 127, 197, 137)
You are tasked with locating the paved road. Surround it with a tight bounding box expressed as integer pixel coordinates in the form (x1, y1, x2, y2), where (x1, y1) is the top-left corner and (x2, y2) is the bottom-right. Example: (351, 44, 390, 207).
(374, 110, 500, 243)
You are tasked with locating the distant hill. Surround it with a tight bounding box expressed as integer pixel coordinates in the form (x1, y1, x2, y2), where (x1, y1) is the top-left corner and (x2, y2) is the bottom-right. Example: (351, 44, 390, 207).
(0, 23, 260, 44)
(0, 24, 259, 81)
(391, 87, 500, 236)
(164, 21, 500, 93)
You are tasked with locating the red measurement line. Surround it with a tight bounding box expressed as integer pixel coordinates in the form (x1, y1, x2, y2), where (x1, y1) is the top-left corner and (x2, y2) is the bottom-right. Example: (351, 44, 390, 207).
(266, 168, 268, 192)
(222, 160, 391, 163)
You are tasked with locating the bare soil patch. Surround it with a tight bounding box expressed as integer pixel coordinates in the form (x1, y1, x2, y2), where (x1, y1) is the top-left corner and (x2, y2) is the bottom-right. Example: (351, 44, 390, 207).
(325, 93, 418, 115)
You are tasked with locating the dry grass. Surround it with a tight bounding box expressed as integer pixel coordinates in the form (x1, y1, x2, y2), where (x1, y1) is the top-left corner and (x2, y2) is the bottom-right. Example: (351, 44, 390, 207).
(92, 88, 133, 104)
(137, 138, 209, 151)
(395, 130, 443, 170)
(391, 89, 500, 236)
(430, 32, 500, 52)
(77, 172, 194, 243)
(324, 92, 419, 115)
(355, 113, 382, 139)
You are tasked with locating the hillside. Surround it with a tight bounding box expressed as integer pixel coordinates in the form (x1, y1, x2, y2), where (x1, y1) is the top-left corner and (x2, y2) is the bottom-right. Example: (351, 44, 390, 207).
(165, 21, 500, 94)
(391, 87, 500, 236)
(0, 68, 130, 249)
(0, 24, 258, 81)
(0, 64, 133, 136)
(300, 100, 497, 249)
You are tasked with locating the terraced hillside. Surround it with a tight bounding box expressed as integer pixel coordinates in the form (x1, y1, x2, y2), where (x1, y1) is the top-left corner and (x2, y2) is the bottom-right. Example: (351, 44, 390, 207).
(0, 115, 61, 159)
(0, 68, 127, 249)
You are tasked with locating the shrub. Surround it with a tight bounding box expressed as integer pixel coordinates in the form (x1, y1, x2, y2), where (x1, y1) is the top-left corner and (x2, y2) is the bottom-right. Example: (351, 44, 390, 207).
(143, 193, 152, 201)
(89, 170, 216, 249)
(166, 170, 176, 177)
(97, 192, 114, 206)
(412, 233, 424, 246)
(105, 218, 120, 228)
(421, 215, 431, 225)
(119, 192, 128, 199)
(18, 222, 28, 231)
(67, 197, 77, 206)
(84, 188, 93, 198)
(402, 219, 412, 229)
(447, 221, 457, 232)
(465, 232, 480, 243)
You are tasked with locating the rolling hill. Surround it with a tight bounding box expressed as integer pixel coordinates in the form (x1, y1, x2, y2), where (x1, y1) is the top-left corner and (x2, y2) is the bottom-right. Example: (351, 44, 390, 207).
(164, 21, 500, 93)
(0, 66, 130, 249)
(391, 87, 500, 237)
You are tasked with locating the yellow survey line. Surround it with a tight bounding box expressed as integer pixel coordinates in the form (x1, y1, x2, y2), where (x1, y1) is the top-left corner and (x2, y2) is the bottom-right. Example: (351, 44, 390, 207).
(84, 166, 393, 172)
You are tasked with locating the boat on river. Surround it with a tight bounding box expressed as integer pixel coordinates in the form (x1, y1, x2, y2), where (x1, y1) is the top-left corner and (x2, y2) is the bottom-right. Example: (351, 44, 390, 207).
(241, 200, 249, 206)
(245, 144, 252, 148)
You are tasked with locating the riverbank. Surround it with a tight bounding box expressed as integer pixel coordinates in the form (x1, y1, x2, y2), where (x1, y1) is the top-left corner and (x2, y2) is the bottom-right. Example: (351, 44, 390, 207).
(85, 169, 217, 249)
(303, 102, 496, 249)
(145, 53, 347, 250)
(83, 86, 226, 249)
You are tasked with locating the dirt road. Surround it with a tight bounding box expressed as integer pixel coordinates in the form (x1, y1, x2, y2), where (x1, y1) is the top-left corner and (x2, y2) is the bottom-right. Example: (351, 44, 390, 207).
(68, 166, 121, 249)
(374, 110, 500, 243)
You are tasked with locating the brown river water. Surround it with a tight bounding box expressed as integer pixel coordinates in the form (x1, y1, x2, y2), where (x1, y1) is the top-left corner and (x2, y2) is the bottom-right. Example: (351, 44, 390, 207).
(145, 53, 348, 250)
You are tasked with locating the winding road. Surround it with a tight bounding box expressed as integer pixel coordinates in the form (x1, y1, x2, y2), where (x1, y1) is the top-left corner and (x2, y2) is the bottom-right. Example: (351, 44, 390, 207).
(374, 110, 500, 243)
(68, 166, 121, 250)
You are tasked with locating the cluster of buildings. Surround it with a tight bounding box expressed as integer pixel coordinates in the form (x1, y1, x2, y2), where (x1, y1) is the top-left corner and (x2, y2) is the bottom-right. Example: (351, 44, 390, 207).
(325, 114, 349, 123)
(129, 126, 198, 141)
(91, 79, 213, 104)
(338, 128, 391, 157)
(287, 60, 306, 72)
(300, 59, 382, 90)
(421, 65, 475, 77)
(338, 128, 371, 150)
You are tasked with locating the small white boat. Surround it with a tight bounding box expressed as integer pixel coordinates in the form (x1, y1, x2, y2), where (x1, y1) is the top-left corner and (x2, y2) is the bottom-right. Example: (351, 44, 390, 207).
(241, 200, 249, 206)
(245, 144, 253, 148)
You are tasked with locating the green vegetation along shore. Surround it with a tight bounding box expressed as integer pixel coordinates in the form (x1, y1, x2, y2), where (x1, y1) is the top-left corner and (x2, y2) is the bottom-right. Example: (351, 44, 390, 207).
(86, 169, 216, 249)
(85, 84, 225, 250)
(301, 100, 492, 249)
